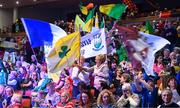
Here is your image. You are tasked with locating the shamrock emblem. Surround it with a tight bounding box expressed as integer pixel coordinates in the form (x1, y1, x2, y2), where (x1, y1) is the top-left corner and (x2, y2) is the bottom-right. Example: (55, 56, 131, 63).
(58, 45, 70, 58)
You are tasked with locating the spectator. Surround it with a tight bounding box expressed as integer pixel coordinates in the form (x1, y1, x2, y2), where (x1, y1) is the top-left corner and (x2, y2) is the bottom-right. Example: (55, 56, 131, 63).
(7, 94, 22, 108)
(80, 54, 109, 97)
(97, 89, 116, 108)
(79, 91, 93, 108)
(117, 83, 140, 107)
(31, 55, 37, 65)
(134, 74, 158, 107)
(20, 72, 33, 91)
(158, 89, 179, 108)
(0, 85, 5, 108)
(110, 66, 123, 98)
(55, 70, 67, 90)
(167, 76, 180, 103)
(57, 91, 74, 108)
(7, 71, 20, 90)
(162, 49, 171, 65)
(120, 73, 131, 85)
(32, 90, 46, 108)
(58, 77, 73, 97)
(44, 82, 60, 107)
(153, 55, 164, 76)
(2, 86, 14, 108)
(71, 56, 90, 98)
(76, 81, 88, 100)
(31, 72, 39, 89)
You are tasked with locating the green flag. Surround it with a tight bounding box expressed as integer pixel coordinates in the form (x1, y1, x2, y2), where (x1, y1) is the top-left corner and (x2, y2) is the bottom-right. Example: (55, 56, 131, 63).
(85, 7, 95, 23)
(75, 15, 86, 31)
(84, 7, 96, 32)
(100, 17, 105, 28)
(79, 0, 88, 15)
(145, 20, 154, 34)
(99, 4, 127, 19)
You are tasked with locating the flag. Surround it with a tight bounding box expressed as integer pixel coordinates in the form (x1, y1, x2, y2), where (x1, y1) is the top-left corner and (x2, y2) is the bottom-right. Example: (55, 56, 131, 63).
(84, 7, 96, 32)
(21, 18, 68, 82)
(100, 17, 105, 28)
(80, 5, 88, 15)
(81, 28, 107, 58)
(21, 18, 67, 48)
(95, 13, 99, 28)
(75, 15, 85, 31)
(46, 32, 80, 82)
(79, 0, 88, 15)
(145, 20, 154, 34)
(116, 44, 128, 64)
(115, 25, 170, 76)
(139, 32, 170, 75)
(99, 4, 127, 20)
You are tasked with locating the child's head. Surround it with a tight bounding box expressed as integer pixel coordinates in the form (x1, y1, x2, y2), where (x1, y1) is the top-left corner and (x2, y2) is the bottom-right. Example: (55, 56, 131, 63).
(11, 94, 22, 104)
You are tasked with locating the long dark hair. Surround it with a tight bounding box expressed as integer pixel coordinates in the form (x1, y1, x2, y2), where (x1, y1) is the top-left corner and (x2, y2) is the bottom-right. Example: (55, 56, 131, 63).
(79, 90, 92, 108)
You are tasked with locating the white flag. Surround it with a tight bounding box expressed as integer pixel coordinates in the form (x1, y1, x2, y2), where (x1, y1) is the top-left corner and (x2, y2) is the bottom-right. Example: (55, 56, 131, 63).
(139, 32, 170, 75)
(81, 28, 107, 58)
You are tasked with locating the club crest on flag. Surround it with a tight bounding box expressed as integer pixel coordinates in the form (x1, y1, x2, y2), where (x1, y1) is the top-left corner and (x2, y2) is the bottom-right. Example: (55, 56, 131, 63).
(81, 28, 107, 58)
(93, 32, 104, 51)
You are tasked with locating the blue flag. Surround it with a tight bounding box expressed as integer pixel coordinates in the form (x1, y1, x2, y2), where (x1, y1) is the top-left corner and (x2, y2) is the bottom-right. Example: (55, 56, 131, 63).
(21, 18, 67, 48)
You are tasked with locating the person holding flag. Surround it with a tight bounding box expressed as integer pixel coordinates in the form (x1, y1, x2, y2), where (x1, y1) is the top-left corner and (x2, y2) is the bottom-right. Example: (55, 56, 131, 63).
(79, 54, 109, 98)
(21, 18, 80, 82)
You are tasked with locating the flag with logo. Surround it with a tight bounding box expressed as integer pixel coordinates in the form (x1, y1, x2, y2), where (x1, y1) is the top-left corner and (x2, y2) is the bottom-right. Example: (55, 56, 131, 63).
(115, 25, 170, 76)
(46, 32, 80, 81)
(81, 28, 107, 58)
(99, 4, 127, 19)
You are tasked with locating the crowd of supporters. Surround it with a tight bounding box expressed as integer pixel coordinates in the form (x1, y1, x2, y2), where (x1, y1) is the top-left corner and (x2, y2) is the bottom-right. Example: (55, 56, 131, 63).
(0, 45, 179, 107)
(0, 7, 180, 108)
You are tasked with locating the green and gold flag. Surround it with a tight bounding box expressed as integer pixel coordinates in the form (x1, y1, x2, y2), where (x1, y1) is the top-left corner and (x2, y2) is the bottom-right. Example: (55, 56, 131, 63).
(99, 4, 127, 20)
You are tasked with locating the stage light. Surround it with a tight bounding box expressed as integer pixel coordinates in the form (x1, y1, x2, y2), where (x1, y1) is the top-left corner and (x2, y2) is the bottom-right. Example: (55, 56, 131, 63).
(16, 1, 20, 5)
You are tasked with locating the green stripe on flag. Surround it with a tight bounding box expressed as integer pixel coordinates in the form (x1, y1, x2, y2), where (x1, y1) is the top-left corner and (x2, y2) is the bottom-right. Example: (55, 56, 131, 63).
(99, 4, 126, 20)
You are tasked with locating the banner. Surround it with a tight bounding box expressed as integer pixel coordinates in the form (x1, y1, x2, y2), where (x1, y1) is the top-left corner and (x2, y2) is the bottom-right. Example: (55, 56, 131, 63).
(115, 25, 170, 76)
(81, 28, 107, 58)
(46, 32, 80, 82)
(3, 51, 16, 64)
(0, 41, 20, 49)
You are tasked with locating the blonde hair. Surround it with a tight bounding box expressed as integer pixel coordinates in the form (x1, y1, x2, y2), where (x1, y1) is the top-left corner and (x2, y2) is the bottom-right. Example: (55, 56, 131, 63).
(97, 89, 115, 105)
(122, 83, 132, 92)
(11, 94, 22, 103)
(96, 54, 106, 64)
(161, 88, 173, 97)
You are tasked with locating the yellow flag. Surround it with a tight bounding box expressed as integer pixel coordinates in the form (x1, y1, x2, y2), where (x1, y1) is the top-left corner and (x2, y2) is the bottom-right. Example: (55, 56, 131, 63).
(84, 18, 94, 32)
(80, 5, 88, 15)
(95, 13, 99, 28)
(47, 32, 80, 82)
(75, 15, 87, 31)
